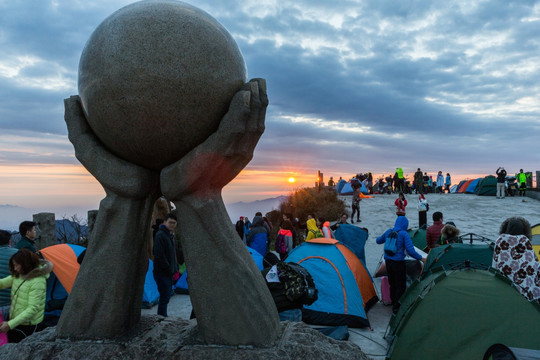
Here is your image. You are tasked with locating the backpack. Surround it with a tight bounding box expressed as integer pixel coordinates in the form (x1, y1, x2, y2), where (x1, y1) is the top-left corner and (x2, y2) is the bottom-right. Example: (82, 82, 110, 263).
(384, 230, 400, 256)
(310, 229, 323, 238)
(275, 233, 287, 255)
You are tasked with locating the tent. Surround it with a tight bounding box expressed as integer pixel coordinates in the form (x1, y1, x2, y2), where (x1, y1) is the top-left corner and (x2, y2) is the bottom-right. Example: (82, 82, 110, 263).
(387, 266, 540, 360)
(336, 179, 347, 194)
(333, 224, 368, 265)
(174, 246, 264, 294)
(449, 184, 458, 193)
(41, 244, 163, 312)
(465, 177, 481, 194)
(339, 181, 368, 195)
(40, 244, 86, 320)
(407, 228, 427, 251)
(285, 238, 377, 328)
(455, 179, 469, 192)
(531, 223, 540, 262)
(475, 175, 497, 196)
(422, 243, 494, 278)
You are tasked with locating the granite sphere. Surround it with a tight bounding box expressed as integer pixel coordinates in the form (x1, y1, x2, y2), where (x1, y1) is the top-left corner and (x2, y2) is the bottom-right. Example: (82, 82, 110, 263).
(78, 0, 247, 170)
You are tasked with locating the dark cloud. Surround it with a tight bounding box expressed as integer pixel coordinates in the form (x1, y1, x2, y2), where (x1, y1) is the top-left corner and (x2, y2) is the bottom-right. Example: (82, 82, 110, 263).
(1, 0, 539, 193)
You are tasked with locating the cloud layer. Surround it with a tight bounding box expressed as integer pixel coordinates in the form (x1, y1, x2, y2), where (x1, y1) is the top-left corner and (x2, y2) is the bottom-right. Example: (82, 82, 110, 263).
(1, 0, 540, 211)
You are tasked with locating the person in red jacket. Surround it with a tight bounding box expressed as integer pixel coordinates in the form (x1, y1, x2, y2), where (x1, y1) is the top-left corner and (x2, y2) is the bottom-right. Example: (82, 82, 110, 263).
(394, 192, 407, 216)
(426, 211, 445, 249)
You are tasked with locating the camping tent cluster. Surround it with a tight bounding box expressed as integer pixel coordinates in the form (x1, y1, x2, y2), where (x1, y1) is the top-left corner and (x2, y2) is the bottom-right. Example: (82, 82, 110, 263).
(285, 225, 378, 328)
(450, 175, 498, 196)
(385, 243, 540, 360)
(336, 178, 368, 195)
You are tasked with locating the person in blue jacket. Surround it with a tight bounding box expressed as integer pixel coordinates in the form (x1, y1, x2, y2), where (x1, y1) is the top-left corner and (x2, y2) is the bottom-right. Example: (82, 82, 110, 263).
(376, 216, 426, 313)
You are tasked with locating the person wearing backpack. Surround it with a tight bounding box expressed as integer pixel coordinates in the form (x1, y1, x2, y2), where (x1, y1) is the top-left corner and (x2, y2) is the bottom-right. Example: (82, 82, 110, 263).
(376, 216, 426, 314)
(275, 220, 294, 259)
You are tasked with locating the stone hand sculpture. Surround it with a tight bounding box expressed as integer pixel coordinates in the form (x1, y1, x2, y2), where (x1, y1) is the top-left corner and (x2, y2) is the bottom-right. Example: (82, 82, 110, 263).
(57, 79, 280, 345)
(161, 79, 280, 345)
(56, 96, 161, 338)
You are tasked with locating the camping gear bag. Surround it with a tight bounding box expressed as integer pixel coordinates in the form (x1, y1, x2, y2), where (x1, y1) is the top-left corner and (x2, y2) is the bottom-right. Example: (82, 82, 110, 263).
(384, 231, 399, 256)
(380, 276, 391, 305)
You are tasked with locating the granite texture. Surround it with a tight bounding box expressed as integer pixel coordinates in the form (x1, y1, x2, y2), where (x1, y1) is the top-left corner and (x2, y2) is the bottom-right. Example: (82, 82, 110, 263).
(78, 0, 247, 170)
(0, 317, 370, 360)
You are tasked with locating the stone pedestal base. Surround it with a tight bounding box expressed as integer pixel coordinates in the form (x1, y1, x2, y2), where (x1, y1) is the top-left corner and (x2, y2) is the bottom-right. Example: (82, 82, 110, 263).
(0, 316, 369, 360)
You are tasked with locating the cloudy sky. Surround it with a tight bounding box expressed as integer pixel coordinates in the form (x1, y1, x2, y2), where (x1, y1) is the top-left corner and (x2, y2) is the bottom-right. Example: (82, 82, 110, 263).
(1, 0, 540, 227)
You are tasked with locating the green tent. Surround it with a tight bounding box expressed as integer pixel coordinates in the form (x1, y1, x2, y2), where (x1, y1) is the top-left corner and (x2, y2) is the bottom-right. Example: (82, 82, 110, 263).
(407, 228, 427, 251)
(387, 267, 540, 360)
(475, 175, 497, 196)
(422, 243, 494, 278)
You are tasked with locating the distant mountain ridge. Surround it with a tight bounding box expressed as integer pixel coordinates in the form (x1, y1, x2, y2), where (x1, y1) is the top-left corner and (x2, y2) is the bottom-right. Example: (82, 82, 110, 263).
(225, 196, 286, 223)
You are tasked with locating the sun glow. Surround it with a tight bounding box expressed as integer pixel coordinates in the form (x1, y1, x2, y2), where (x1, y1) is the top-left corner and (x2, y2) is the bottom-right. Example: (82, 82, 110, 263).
(288, 177, 296, 183)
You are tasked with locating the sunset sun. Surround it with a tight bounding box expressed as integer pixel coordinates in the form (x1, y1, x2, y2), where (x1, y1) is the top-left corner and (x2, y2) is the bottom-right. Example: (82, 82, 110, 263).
(288, 177, 296, 183)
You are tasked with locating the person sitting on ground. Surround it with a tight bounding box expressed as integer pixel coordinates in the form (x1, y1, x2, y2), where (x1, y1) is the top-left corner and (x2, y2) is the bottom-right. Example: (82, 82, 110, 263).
(492, 217, 539, 301)
(330, 213, 349, 231)
(395, 192, 407, 216)
(0, 249, 53, 343)
(426, 211, 445, 250)
(440, 222, 460, 244)
(247, 215, 269, 256)
(318, 217, 333, 239)
(376, 216, 426, 313)
(16, 221, 37, 253)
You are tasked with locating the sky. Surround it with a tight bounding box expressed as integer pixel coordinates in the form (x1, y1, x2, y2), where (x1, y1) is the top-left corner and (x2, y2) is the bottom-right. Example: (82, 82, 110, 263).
(1, 0, 540, 228)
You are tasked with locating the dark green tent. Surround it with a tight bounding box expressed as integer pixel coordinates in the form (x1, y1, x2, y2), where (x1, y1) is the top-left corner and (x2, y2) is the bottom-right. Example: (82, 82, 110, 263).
(387, 267, 540, 360)
(475, 175, 497, 196)
(422, 243, 494, 278)
(407, 228, 427, 251)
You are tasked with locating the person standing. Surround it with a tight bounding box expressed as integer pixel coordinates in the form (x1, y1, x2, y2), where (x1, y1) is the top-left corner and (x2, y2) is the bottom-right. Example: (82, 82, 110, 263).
(417, 193, 428, 229)
(235, 216, 245, 240)
(445, 173, 451, 193)
(436, 171, 444, 194)
(516, 169, 530, 197)
(495, 167, 507, 199)
(16, 221, 37, 253)
(414, 168, 423, 194)
(376, 216, 426, 313)
(395, 192, 407, 216)
(153, 213, 179, 317)
(422, 172, 430, 193)
(0, 231, 17, 307)
(247, 215, 269, 256)
(0, 249, 52, 343)
(351, 187, 361, 223)
(396, 167, 405, 193)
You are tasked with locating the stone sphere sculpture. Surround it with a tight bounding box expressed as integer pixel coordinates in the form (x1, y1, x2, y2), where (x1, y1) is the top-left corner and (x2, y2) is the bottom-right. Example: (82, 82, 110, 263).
(78, 0, 247, 170)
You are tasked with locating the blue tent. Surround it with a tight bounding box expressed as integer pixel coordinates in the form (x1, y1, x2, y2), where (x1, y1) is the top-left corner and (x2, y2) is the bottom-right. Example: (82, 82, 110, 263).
(333, 224, 368, 266)
(465, 178, 481, 194)
(336, 179, 347, 194)
(449, 184, 458, 193)
(285, 239, 374, 328)
(174, 246, 263, 294)
(339, 181, 368, 195)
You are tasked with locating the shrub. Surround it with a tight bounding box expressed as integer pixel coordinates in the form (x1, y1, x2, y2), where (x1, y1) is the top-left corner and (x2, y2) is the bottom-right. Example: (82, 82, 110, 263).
(279, 187, 345, 224)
